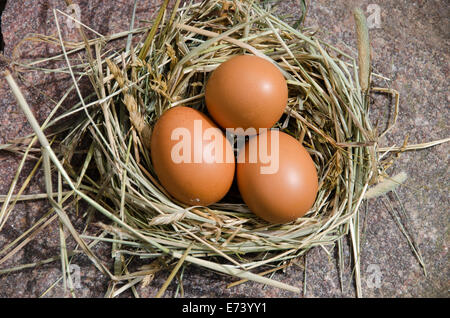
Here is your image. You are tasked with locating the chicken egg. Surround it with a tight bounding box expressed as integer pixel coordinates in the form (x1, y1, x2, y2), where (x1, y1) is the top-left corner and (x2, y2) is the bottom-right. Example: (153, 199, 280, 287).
(236, 130, 318, 223)
(205, 55, 288, 131)
(150, 106, 235, 206)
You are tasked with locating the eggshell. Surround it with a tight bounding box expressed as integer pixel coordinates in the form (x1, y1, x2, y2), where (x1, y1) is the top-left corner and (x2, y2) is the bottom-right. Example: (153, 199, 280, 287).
(150, 106, 235, 206)
(205, 55, 288, 131)
(236, 130, 318, 223)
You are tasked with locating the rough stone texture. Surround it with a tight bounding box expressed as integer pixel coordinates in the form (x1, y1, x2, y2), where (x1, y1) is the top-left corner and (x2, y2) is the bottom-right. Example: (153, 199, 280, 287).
(0, 0, 448, 298)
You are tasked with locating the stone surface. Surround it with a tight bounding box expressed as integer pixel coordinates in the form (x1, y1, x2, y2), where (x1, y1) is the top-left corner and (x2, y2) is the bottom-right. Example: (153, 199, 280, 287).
(0, 0, 448, 298)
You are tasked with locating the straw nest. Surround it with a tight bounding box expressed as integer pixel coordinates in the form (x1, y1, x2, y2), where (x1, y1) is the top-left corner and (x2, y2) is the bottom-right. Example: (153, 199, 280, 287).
(3, 0, 429, 297)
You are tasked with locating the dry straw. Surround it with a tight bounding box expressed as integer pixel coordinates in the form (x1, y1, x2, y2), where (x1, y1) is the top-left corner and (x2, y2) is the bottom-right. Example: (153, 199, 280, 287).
(1, 0, 448, 297)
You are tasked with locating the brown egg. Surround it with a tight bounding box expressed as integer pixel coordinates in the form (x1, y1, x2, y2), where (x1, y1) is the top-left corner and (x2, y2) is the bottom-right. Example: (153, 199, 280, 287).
(150, 106, 235, 206)
(236, 130, 318, 223)
(205, 55, 288, 131)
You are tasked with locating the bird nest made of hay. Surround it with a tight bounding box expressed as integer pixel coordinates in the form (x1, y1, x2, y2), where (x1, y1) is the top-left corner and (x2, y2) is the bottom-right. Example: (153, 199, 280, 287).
(3, 0, 409, 296)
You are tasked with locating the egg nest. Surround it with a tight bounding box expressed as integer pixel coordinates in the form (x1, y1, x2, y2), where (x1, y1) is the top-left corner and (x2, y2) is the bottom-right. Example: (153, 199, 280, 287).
(7, 0, 397, 294)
